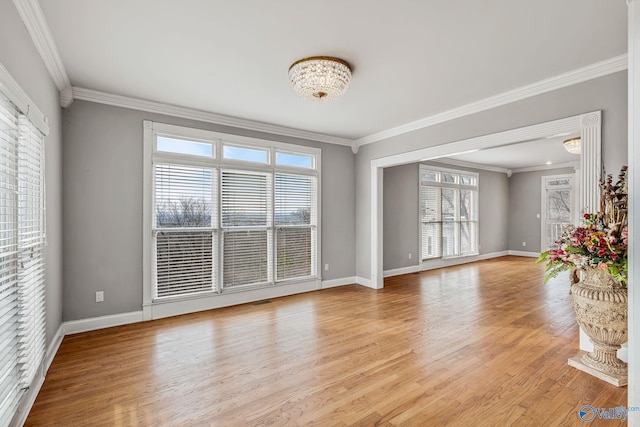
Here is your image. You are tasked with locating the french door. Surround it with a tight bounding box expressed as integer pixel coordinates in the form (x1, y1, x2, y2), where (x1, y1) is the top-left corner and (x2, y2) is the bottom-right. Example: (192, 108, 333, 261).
(541, 174, 575, 251)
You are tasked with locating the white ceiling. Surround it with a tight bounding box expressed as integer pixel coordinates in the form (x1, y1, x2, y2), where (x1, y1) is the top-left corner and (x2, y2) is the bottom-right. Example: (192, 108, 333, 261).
(444, 135, 581, 170)
(38, 0, 627, 141)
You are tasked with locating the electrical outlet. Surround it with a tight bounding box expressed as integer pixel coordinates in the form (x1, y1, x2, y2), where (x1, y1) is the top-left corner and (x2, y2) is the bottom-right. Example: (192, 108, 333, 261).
(408, 253, 412, 260)
(324, 264, 329, 271)
(536, 213, 541, 219)
(522, 242, 527, 247)
(96, 291, 104, 303)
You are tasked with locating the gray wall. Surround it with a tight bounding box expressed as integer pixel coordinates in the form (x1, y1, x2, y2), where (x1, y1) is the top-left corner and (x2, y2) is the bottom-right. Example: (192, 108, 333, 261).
(476, 167, 509, 254)
(507, 167, 575, 253)
(382, 161, 509, 272)
(383, 164, 419, 270)
(62, 100, 356, 321)
(0, 0, 63, 346)
(357, 71, 628, 279)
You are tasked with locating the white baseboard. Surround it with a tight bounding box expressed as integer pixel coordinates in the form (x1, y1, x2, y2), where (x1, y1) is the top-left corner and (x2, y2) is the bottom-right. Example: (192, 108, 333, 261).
(145, 280, 320, 320)
(355, 276, 375, 288)
(380, 251, 512, 279)
(10, 323, 65, 427)
(507, 250, 540, 258)
(45, 324, 64, 371)
(383, 265, 420, 278)
(321, 277, 356, 289)
(64, 311, 144, 335)
(478, 250, 510, 260)
(420, 251, 509, 271)
(10, 368, 45, 427)
(369, 251, 540, 284)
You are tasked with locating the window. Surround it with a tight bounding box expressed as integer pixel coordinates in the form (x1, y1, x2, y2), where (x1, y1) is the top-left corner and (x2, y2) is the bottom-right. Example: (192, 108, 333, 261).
(0, 92, 46, 426)
(275, 151, 314, 169)
(420, 165, 478, 260)
(156, 136, 213, 158)
(222, 144, 268, 163)
(221, 170, 270, 288)
(154, 164, 215, 298)
(542, 174, 574, 250)
(275, 173, 316, 280)
(145, 122, 319, 304)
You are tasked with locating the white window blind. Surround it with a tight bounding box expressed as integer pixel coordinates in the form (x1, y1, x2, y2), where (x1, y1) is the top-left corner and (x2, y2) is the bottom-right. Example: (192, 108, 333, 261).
(16, 115, 46, 390)
(442, 188, 458, 257)
(420, 186, 441, 259)
(275, 173, 316, 280)
(221, 171, 271, 288)
(0, 93, 46, 426)
(459, 189, 477, 255)
(0, 95, 21, 427)
(154, 164, 216, 298)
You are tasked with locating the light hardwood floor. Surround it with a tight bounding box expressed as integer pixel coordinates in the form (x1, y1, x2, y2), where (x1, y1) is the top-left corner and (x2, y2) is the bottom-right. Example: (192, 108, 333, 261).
(26, 256, 628, 426)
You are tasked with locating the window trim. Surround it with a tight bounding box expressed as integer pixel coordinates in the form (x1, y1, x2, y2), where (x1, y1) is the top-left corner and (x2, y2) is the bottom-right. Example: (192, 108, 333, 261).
(143, 121, 321, 320)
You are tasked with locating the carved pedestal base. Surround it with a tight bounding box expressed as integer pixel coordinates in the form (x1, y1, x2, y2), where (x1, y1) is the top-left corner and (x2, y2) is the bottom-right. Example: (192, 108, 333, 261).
(568, 352, 627, 387)
(569, 267, 628, 388)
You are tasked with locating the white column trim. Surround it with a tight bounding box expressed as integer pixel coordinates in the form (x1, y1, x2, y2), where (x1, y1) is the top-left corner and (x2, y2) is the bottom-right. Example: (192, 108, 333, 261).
(370, 165, 384, 289)
(627, 0, 640, 420)
(579, 111, 602, 213)
(142, 121, 153, 321)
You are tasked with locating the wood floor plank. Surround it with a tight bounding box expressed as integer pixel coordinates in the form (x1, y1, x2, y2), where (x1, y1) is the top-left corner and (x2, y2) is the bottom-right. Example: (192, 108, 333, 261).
(26, 256, 628, 426)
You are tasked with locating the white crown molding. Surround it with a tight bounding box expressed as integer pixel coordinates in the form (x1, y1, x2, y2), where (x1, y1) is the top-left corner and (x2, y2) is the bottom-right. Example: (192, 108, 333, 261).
(511, 161, 579, 174)
(429, 157, 511, 174)
(72, 87, 355, 147)
(11, 0, 73, 107)
(13, 0, 625, 150)
(356, 54, 628, 147)
(59, 86, 73, 108)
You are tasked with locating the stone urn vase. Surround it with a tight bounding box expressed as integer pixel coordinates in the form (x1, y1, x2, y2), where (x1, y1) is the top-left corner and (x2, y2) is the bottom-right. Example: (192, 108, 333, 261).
(569, 267, 628, 386)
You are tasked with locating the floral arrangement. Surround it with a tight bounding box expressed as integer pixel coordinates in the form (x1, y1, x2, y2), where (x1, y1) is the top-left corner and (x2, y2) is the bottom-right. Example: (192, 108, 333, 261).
(537, 166, 628, 285)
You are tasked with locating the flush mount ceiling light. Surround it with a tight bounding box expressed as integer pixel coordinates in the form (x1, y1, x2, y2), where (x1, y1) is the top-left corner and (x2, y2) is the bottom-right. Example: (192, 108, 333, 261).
(288, 56, 352, 103)
(563, 137, 582, 154)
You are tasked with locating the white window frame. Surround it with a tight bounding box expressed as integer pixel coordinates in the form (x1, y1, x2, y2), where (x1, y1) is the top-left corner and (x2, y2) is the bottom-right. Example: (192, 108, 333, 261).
(419, 164, 479, 261)
(143, 121, 321, 320)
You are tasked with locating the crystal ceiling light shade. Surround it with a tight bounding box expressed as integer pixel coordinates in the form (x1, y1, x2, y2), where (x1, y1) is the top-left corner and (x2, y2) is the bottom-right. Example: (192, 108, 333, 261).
(288, 56, 352, 103)
(563, 137, 582, 154)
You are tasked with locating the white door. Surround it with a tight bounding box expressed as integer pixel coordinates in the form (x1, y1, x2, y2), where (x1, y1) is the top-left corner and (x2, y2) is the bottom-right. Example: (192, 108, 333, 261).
(541, 174, 575, 251)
